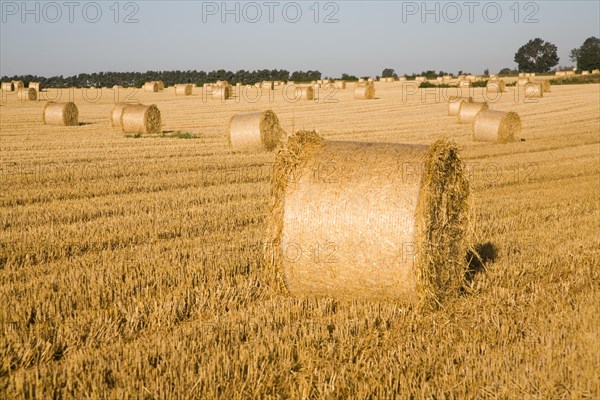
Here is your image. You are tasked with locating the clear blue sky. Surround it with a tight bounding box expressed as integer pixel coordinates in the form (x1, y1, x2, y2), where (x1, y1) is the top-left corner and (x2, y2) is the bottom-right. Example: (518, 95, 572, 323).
(1, 1, 598, 77)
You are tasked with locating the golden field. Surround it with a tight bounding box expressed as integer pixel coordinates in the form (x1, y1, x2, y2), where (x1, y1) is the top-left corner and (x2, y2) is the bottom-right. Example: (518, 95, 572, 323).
(1, 82, 599, 398)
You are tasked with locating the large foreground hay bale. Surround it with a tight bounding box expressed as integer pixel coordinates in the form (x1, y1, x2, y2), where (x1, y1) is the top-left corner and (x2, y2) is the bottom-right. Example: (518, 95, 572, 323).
(109, 102, 133, 127)
(457, 101, 488, 124)
(174, 84, 193, 96)
(266, 131, 470, 304)
(28, 82, 41, 92)
(121, 104, 161, 134)
(43, 102, 79, 126)
(524, 82, 543, 98)
(143, 82, 159, 92)
(16, 88, 37, 101)
(354, 82, 375, 99)
(448, 96, 473, 116)
(228, 110, 286, 152)
(486, 79, 506, 93)
(212, 85, 231, 100)
(295, 86, 314, 101)
(472, 110, 521, 143)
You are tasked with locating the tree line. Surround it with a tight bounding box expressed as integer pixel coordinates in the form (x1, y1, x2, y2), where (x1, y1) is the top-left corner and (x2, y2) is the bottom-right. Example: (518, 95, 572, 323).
(0, 69, 323, 88)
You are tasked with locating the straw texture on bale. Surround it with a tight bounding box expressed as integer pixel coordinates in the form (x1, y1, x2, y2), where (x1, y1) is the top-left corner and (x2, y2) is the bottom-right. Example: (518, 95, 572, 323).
(43, 102, 79, 126)
(592, 69, 600, 75)
(228, 110, 286, 152)
(28, 82, 41, 92)
(517, 77, 530, 86)
(334, 80, 346, 89)
(174, 84, 193, 96)
(143, 82, 159, 92)
(1, 82, 14, 92)
(539, 80, 551, 93)
(109, 102, 134, 127)
(295, 86, 314, 101)
(486, 79, 506, 93)
(457, 101, 488, 124)
(354, 82, 375, 99)
(12, 80, 24, 90)
(472, 110, 521, 143)
(524, 82, 543, 98)
(216, 80, 229, 87)
(16, 88, 37, 101)
(447, 96, 473, 116)
(121, 104, 162, 135)
(212, 85, 231, 100)
(155, 81, 164, 90)
(266, 131, 470, 305)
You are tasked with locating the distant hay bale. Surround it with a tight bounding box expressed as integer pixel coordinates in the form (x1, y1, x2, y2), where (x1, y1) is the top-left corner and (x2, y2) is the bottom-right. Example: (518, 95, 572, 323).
(398, 76, 407, 81)
(295, 86, 314, 101)
(312, 83, 321, 89)
(112, 85, 123, 90)
(16, 88, 37, 101)
(204, 83, 214, 92)
(443, 75, 452, 80)
(565, 71, 575, 76)
(459, 80, 471, 88)
(436, 77, 444, 82)
(43, 102, 79, 126)
(457, 101, 488, 124)
(262, 81, 274, 90)
(448, 96, 473, 116)
(555, 71, 565, 77)
(415, 76, 426, 82)
(472, 110, 521, 143)
(28, 82, 41, 92)
(486, 79, 506, 93)
(143, 82, 159, 92)
(367, 78, 374, 82)
(155, 81, 164, 91)
(519, 72, 526, 77)
(354, 82, 375, 99)
(228, 110, 286, 152)
(334, 80, 346, 89)
(216, 80, 229, 87)
(581, 70, 590, 76)
(517, 77, 530, 86)
(212, 85, 231, 100)
(174, 84, 193, 96)
(109, 102, 133, 127)
(322, 79, 331, 84)
(539, 80, 551, 93)
(524, 82, 543, 98)
(592, 69, 600, 75)
(121, 104, 161, 134)
(266, 131, 470, 304)
(1, 82, 14, 92)
(12, 80, 24, 90)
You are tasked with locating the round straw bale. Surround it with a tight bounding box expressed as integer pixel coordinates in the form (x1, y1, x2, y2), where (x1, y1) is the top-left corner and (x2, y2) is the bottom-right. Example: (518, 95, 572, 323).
(216, 80, 229, 87)
(295, 86, 314, 101)
(155, 81, 164, 90)
(266, 131, 470, 304)
(524, 82, 543, 98)
(518, 72, 526, 77)
(28, 82, 41, 92)
(17, 88, 37, 101)
(486, 79, 506, 93)
(354, 82, 375, 99)
(144, 82, 159, 92)
(447, 96, 473, 116)
(121, 104, 161, 134)
(457, 101, 488, 124)
(334, 80, 346, 89)
(109, 102, 134, 127)
(459, 79, 471, 88)
(43, 102, 79, 126)
(472, 110, 521, 143)
(174, 84, 193, 96)
(592, 69, 600, 75)
(398, 76, 407, 81)
(1, 82, 14, 92)
(581, 70, 590, 76)
(228, 110, 286, 151)
(12, 80, 24, 90)
(539, 80, 551, 93)
(212, 85, 231, 100)
(517, 77, 530, 86)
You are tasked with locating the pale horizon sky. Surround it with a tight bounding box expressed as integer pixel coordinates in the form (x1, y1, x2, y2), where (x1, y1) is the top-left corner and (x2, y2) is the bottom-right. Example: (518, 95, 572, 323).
(1, 0, 598, 78)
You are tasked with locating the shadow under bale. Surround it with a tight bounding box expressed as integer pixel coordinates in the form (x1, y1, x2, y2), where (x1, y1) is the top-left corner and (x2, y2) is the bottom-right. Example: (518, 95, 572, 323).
(465, 242, 498, 283)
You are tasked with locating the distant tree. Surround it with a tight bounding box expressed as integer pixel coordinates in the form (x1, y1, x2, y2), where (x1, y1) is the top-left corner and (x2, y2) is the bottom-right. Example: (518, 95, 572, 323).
(514, 38, 559, 73)
(571, 36, 600, 71)
(381, 68, 397, 78)
(498, 68, 517, 76)
(340, 73, 358, 81)
(483, 68, 490, 76)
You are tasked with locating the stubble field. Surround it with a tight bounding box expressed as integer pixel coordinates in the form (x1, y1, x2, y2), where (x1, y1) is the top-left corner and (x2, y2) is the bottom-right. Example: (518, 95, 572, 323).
(1, 82, 599, 398)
